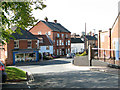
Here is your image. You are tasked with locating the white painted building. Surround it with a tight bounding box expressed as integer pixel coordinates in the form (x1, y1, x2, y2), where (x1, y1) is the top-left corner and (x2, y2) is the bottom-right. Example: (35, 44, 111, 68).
(71, 38, 84, 53)
(39, 46, 53, 54)
(36, 35, 53, 56)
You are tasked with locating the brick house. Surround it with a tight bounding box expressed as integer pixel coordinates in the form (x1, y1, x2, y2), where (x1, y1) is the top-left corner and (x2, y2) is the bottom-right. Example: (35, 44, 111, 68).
(0, 28, 39, 65)
(98, 12, 120, 65)
(81, 35, 98, 50)
(29, 19, 71, 56)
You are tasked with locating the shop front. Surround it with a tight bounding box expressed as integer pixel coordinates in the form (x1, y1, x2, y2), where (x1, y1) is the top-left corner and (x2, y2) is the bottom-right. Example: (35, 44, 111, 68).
(13, 49, 39, 65)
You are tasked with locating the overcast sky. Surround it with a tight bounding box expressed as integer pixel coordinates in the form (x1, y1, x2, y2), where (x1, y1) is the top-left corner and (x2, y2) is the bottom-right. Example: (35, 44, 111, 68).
(32, 0, 120, 35)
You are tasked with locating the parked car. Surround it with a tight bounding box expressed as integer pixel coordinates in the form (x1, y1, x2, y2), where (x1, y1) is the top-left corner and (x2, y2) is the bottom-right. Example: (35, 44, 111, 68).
(66, 53, 75, 58)
(52, 55, 60, 58)
(0, 61, 7, 83)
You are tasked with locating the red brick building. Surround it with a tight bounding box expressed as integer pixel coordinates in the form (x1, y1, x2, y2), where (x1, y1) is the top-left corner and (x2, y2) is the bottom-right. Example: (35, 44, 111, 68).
(29, 20, 71, 56)
(0, 28, 39, 65)
(98, 13, 120, 65)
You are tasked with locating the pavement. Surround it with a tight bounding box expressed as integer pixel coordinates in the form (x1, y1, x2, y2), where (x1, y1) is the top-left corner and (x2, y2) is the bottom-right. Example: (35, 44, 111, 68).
(2, 57, 120, 89)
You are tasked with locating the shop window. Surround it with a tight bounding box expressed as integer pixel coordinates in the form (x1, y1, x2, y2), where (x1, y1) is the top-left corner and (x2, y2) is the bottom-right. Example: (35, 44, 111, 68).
(46, 46, 49, 50)
(28, 40, 32, 48)
(14, 40, 19, 48)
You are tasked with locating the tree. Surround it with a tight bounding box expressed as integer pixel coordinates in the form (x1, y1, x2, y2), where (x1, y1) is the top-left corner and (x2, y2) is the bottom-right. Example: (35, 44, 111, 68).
(1, 0, 46, 45)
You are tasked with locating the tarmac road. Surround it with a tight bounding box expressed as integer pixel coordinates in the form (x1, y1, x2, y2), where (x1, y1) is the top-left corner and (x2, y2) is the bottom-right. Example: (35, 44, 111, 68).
(2, 58, 119, 89)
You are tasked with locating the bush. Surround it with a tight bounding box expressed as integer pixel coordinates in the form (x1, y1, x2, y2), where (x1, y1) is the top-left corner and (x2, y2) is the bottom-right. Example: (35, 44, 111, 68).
(75, 51, 87, 56)
(79, 51, 87, 56)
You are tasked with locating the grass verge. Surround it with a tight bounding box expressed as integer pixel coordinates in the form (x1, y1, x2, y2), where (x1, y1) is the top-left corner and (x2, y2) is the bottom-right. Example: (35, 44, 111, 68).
(5, 67, 27, 80)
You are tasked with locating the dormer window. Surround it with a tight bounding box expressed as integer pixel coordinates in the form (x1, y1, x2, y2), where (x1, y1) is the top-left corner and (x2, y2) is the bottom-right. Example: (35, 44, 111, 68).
(48, 31, 51, 35)
(38, 32, 41, 35)
(39, 37, 43, 43)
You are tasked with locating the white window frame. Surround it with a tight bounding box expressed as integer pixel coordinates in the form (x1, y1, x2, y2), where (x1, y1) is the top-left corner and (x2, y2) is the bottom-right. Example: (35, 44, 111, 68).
(62, 41, 64, 45)
(59, 40, 62, 45)
(66, 49, 67, 54)
(68, 40, 70, 45)
(54, 49, 55, 53)
(57, 40, 59, 46)
(53, 40, 55, 44)
(57, 49, 59, 55)
(57, 33, 60, 38)
(14, 40, 19, 48)
(60, 49, 62, 55)
(66, 40, 68, 45)
(66, 34, 68, 38)
(62, 34, 64, 38)
(48, 31, 51, 35)
(27, 40, 32, 49)
(68, 48, 70, 53)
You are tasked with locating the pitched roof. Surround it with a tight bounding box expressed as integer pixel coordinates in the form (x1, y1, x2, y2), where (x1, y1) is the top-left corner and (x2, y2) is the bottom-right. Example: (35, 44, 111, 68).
(111, 12, 120, 30)
(41, 20, 71, 33)
(10, 28, 38, 40)
(71, 38, 84, 43)
(86, 35, 97, 40)
(81, 35, 97, 40)
(35, 35, 53, 46)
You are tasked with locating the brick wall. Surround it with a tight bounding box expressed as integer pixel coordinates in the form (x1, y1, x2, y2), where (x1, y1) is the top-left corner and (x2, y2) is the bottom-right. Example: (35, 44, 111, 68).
(98, 14, 120, 65)
(6, 39, 37, 65)
(29, 21, 71, 56)
(29, 21, 53, 40)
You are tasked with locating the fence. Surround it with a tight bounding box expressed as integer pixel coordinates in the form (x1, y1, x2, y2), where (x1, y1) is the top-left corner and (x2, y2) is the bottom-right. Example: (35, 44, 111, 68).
(88, 45, 120, 66)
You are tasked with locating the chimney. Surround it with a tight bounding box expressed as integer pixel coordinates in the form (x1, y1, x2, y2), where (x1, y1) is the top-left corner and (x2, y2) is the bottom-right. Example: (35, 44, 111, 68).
(44, 17, 48, 22)
(54, 20, 57, 23)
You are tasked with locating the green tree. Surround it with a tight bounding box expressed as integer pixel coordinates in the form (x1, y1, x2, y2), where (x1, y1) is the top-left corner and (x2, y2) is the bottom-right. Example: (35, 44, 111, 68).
(1, 0, 46, 44)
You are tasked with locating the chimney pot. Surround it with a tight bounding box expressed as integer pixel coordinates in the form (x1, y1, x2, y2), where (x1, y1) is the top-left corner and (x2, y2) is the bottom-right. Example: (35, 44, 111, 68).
(54, 20, 57, 23)
(44, 17, 48, 22)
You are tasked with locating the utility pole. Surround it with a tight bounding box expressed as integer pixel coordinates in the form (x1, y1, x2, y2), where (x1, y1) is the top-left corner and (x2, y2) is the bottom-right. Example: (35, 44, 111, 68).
(85, 22, 86, 51)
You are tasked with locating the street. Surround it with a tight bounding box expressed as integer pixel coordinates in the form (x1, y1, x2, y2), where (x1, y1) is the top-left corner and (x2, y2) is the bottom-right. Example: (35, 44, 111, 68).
(2, 58, 119, 89)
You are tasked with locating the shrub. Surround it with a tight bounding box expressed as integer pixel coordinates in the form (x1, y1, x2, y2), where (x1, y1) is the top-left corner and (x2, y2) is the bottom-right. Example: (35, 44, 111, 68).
(75, 51, 87, 56)
(79, 51, 87, 56)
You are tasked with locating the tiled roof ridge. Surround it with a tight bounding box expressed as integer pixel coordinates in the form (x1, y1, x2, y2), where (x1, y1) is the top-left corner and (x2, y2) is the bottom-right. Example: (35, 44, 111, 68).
(41, 20, 71, 33)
